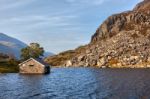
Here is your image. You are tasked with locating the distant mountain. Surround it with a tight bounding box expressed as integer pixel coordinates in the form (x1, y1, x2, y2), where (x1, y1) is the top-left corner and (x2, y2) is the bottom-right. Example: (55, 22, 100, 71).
(44, 52, 54, 57)
(0, 33, 27, 58)
(0, 33, 54, 59)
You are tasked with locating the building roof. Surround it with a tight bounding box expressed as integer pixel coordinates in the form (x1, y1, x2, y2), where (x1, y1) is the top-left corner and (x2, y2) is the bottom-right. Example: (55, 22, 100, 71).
(19, 58, 50, 67)
(34, 58, 50, 66)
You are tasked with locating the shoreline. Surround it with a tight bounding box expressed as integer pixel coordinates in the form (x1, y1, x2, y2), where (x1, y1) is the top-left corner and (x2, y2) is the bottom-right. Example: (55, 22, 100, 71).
(1, 66, 150, 73)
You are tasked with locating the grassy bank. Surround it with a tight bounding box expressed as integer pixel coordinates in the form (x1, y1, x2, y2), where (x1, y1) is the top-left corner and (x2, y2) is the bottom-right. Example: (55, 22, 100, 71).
(0, 62, 19, 73)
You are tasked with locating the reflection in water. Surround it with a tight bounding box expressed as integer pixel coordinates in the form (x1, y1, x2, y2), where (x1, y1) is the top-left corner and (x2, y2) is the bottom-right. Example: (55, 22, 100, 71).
(0, 68, 150, 99)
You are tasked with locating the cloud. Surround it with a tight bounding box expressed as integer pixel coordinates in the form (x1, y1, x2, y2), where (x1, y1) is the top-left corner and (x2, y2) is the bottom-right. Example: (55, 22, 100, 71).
(65, 0, 106, 5)
(0, 14, 80, 34)
(0, 0, 36, 11)
(0, 15, 77, 24)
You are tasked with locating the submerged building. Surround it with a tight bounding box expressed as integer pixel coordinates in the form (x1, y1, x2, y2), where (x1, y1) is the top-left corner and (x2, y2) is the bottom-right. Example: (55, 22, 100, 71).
(19, 58, 50, 74)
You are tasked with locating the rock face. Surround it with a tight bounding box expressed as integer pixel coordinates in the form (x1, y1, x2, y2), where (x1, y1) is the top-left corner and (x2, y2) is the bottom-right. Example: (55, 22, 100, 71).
(66, 0, 150, 68)
(133, 0, 150, 11)
(46, 0, 150, 68)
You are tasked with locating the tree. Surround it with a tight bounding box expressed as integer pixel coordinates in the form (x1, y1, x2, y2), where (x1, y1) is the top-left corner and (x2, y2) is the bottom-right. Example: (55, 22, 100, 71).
(21, 43, 44, 60)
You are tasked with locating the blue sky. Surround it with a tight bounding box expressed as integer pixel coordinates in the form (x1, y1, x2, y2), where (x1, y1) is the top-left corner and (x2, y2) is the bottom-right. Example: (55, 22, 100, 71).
(0, 0, 142, 54)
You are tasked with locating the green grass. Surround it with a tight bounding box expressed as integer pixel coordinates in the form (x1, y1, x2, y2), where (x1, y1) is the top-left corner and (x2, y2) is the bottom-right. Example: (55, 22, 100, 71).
(45, 45, 87, 66)
(0, 66, 19, 73)
(0, 62, 19, 73)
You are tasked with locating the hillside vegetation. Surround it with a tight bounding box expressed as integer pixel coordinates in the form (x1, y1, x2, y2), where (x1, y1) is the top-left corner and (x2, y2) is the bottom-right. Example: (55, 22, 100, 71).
(45, 45, 87, 66)
(0, 53, 19, 73)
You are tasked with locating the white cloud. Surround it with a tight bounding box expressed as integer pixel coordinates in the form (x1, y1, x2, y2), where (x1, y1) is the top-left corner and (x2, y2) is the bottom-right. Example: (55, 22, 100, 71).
(0, 14, 79, 32)
(0, 0, 36, 11)
(66, 0, 106, 5)
(2, 15, 77, 22)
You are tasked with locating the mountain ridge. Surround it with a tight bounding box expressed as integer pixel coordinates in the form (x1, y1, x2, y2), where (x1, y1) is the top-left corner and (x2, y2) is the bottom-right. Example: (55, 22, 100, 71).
(0, 33, 27, 58)
(45, 0, 150, 68)
(0, 33, 54, 59)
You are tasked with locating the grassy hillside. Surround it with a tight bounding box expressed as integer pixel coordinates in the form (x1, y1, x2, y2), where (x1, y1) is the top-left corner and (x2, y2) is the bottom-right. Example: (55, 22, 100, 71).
(45, 45, 87, 66)
(0, 62, 19, 73)
(0, 63, 18, 73)
(0, 53, 19, 73)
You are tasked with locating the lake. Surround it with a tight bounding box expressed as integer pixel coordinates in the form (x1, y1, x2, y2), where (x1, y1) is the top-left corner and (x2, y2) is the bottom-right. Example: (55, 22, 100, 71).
(0, 68, 150, 99)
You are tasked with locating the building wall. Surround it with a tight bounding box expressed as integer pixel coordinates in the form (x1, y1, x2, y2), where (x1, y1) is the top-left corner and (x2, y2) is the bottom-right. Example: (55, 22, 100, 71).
(19, 59, 45, 74)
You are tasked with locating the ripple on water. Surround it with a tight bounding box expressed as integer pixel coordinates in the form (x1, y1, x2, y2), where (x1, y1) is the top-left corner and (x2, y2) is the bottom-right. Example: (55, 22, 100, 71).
(1, 68, 150, 99)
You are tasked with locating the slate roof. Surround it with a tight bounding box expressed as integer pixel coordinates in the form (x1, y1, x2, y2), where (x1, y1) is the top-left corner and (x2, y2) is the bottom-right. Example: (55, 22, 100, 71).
(34, 58, 50, 66)
(19, 58, 50, 67)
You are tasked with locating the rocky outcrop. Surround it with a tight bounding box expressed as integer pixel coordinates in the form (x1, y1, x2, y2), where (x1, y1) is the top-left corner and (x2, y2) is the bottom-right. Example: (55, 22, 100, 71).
(91, 10, 150, 43)
(68, 30, 150, 68)
(133, 0, 150, 11)
(46, 0, 150, 68)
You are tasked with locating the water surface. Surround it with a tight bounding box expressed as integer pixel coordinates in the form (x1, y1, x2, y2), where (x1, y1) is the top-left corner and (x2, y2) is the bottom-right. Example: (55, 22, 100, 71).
(0, 68, 150, 99)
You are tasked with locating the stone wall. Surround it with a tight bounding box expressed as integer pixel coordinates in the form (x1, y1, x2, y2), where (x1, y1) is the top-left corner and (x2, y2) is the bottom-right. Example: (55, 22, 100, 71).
(19, 59, 45, 74)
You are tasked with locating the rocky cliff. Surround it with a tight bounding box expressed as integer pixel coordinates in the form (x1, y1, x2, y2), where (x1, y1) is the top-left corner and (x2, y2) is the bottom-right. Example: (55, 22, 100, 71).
(46, 0, 150, 68)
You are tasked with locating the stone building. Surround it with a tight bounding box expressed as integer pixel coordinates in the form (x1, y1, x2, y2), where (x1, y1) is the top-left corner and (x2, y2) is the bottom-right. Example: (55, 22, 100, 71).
(19, 58, 50, 74)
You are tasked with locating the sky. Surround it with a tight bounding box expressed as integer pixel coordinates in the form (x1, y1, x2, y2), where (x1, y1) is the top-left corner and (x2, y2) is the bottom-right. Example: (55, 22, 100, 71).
(0, 0, 142, 54)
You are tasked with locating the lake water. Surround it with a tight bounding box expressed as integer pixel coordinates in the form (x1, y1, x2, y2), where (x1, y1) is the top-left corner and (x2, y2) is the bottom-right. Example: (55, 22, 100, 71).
(0, 68, 150, 99)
